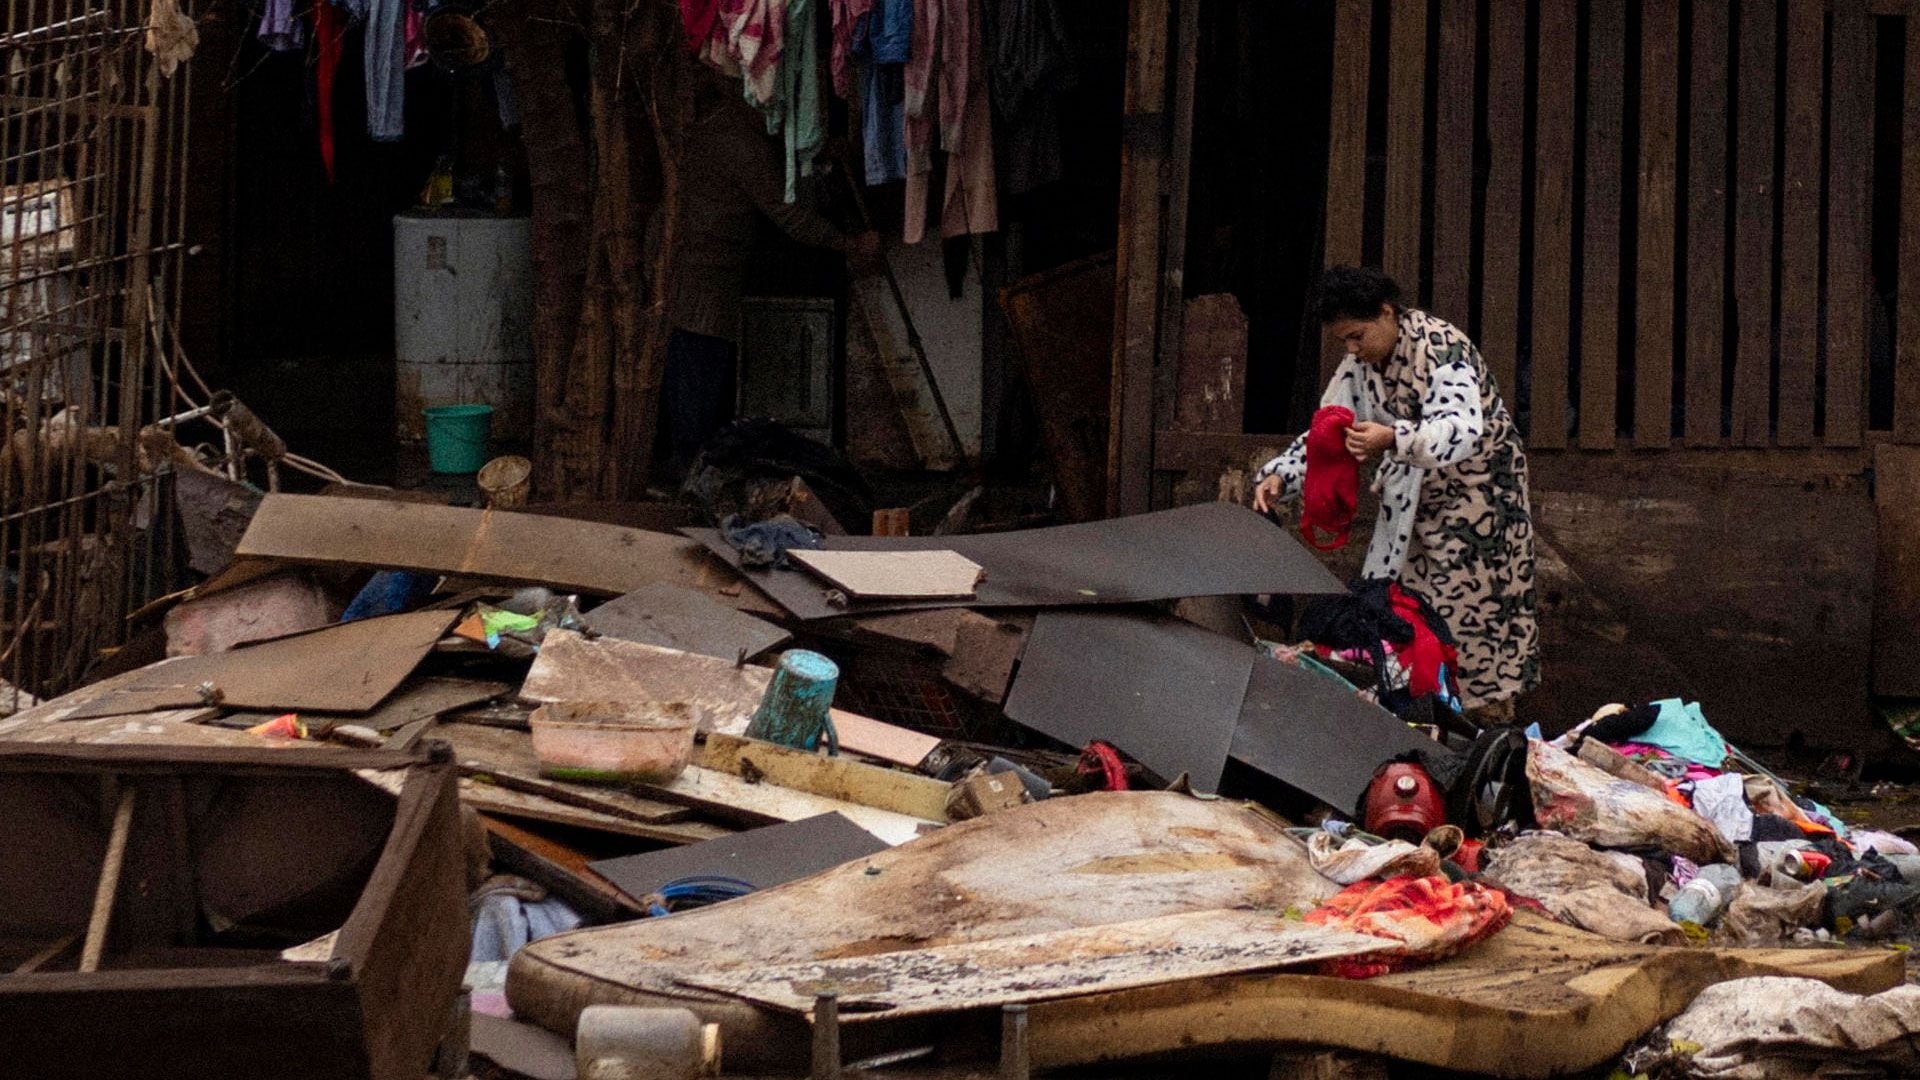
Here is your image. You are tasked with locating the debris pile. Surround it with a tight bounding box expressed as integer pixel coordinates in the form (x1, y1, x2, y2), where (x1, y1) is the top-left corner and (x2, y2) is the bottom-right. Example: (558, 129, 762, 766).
(0, 488, 1906, 1079)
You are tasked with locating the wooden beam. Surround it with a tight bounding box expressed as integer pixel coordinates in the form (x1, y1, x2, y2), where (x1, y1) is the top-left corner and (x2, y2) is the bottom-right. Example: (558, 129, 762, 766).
(1383, 0, 1428, 295)
(1109, 0, 1172, 516)
(1634, 0, 1679, 449)
(1530, 0, 1578, 449)
(1900, 11, 1920, 443)
(1685, 0, 1731, 447)
(1431, 0, 1476, 326)
(1321, 0, 1373, 383)
(1153, 0, 1202, 436)
(1735, 0, 1779, 446)
(1825, 0, 1873, 447)
(1480, 0, 1526, 402)
(1579, 0, 1625, 450)
(80, 784, 136, 973)
(1777, 0, 1825, 447)
(697, 733, 952, 822)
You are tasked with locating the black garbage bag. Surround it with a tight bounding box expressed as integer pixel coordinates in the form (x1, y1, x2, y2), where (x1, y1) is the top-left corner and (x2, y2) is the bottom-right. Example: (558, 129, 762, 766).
(683, 418, 875, 531)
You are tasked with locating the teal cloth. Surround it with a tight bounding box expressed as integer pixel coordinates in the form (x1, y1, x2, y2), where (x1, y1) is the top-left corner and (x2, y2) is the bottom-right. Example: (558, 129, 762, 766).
(761, 0, 824, 202)
(1639, 698, 1731, 768)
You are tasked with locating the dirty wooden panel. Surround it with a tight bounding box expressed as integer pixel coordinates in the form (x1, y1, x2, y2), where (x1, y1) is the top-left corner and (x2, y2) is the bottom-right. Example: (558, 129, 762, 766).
(1430, 0, 1475, 324)
(1322, 0, 1372, 383)
(518, 629, 773, 735)
(1480, 0, 1525, 401)
(1579, 0, 1625, 451)
(788, 549, 984, 601)
(1825, 0, 1873, 447)
(828, 710, 942, 769)
(1901, 14, 1920, 443)
(1735, 0, 1778, 446)
(698, 733, 952, 821)
(220, 676, 508, 734)
(1873, 445, 1920, 695)
(583, 582, 790, 662)
(1108, 0, 1170, 518)
(1685, 0, 1730, 446)
(235, 494, 751, 603)
(1530, 0, 1577, 448)
(999, 253, 1114, 521)
(942, 611, 1030, 705)
(459, 779, 733, 845)
(1634, 0, 1679, 449)
(679, 909, 1387, 1019)
(1776, 0, 1824, 447)
(634, 764, 934, 845)
(590, 812, 888, 901)
(1174, 294, 1248, 432)
(437, 720, 697, 825)
(483, 816, 645, 920)
(1382, 0, 1428, 293)
(1005, 610, 1251, 794)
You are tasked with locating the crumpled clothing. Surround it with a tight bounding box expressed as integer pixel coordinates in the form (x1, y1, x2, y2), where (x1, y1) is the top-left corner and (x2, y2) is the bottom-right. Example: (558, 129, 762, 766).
(1744, 775, 1839, 839)
(1662, 977, 1920, 1079)
(1713, 879, 1828, 947)
(721, 513, 823, 568)
(257, 0, 304, 51)
(1482, 832, 1684, 946)
(852, 0, 912, 183)
(1691, 772, 1756, 844)
(470, 876, 583, 964)
(902, 0, 998, 242)
(1851, 830, 1920, 858)
(1635, 698, 1732, 769)
(1302, 875, 1511, 979)
(1306, 831, 1442, 886)
(829, 0, 875, 97)
(145, 0, 199, 77)
(1300, 404, 1358, 550)
(1526, 739, 1735, 865)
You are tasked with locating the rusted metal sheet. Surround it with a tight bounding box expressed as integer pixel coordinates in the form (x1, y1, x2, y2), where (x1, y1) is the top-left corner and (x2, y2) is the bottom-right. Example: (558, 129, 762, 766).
(679, 909, 1386, 1019)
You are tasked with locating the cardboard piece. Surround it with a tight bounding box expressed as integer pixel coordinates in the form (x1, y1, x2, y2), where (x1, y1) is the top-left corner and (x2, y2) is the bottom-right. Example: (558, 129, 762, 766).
(583, 582, 790, 661)
(589, 812, 888, 900)
(219, 676, 509, 733)
(788, 549, 984, 600)
(519, 629, 772, 735)
(1003, 610, 1252, 793)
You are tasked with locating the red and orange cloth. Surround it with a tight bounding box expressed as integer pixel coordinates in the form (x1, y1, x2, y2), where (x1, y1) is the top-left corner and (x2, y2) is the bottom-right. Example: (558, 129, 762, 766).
(1302, 875, 1512, 979)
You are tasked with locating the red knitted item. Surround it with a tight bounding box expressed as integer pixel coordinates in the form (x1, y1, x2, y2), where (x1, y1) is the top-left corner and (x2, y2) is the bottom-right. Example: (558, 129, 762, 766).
(1387, 583, 1457, 699)
(1301, 405, 1359, 550)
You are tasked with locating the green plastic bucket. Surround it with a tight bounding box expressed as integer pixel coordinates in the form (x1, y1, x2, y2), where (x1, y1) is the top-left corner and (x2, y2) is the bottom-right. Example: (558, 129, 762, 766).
(423, 403, 494, 474)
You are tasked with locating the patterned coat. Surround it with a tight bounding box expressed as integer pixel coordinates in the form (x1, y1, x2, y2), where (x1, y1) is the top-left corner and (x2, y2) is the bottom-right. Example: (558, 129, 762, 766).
(1258, 309, 1540, 708)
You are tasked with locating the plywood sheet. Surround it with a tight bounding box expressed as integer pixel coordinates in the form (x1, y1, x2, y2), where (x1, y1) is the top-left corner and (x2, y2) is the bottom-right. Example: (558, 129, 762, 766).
(697, 733, 951, 820)
(459, 779, 734, 845)
(829, 710, 941, 769)
(680, 909, 1387, 1019)
(1004, 610, 1251, 794)
(583, 583, 789, 662)
(519, 629, 772, 735)
(221, 676, 509, 733)
(691, 502, 1343, 621)
(437, 720, 696, 826)
(60, 611, 458, 719)
(788, 550, 983, 601)
(0, 711, 311, 749)
(590, 813, 888, 901)
(1230, 649, 1436, 814)
(637, 765, 935, 846)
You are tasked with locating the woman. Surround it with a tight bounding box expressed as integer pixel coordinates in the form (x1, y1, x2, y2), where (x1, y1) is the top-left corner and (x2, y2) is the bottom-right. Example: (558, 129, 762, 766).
(1254, 266, 1539, 716)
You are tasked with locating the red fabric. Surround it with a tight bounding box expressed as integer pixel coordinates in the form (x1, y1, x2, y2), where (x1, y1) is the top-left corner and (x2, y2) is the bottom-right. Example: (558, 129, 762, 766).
(1301, 405, 1358, 550)
(1386, 583, 1457, 699)
(1302, 875, 1512, 979)
(315, 0, 343, 183)
(679, 0, 720, 53)
(1076, 741, 1129, 791)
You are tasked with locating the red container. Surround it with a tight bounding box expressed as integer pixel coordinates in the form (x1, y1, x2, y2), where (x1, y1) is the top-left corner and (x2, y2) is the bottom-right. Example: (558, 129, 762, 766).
(1363, 761, 1447, 843)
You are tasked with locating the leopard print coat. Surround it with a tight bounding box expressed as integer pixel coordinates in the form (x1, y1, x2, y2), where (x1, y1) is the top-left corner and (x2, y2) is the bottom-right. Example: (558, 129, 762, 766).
(1258, 309, 1540, 708)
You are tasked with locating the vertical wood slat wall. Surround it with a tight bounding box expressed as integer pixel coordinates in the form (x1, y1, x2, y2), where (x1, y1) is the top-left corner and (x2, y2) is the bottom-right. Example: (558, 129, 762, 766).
(1320, 0, 1918, 449)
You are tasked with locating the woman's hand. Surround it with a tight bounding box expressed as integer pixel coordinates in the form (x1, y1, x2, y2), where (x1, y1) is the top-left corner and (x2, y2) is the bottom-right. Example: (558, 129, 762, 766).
(1344, 421, 1397, 461)
(1252, 473, 1283, 514)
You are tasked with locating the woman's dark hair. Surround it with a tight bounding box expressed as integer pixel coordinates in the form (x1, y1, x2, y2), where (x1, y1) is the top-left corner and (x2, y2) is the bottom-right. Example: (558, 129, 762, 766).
(1312, 266, 1404, 324)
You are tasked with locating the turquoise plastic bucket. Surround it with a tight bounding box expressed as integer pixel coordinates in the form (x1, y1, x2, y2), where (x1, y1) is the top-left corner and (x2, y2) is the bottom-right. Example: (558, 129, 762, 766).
(423, 403, 494, 474)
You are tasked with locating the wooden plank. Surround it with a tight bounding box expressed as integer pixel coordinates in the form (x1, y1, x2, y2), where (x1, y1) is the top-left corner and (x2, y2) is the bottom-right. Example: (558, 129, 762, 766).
(518, 629, 773, 735)
(79, 785, 136, 973)
(1872, 444, 1920, 695)
(827, 709, 942, 769)
(1777, 0, 1825, 446)
(698, 733, 953, 821)
(1480, 0, 1526, 401)
(1430, 0, 1476, 325)
(679, 909, 1388, 1019)
(635, 763, 936, 845)
(1108, 0, 1171, 516)
(1530, 0, 1578, 448)
(458, 778, 735, 845)
(582, 582, 790, 662)
(234, 494, 761, 605)
(482, 815, 646, 919)
(1634, 0, 1680, 449)
(1579, 0, 1626, 450)
(788, 549, 985, 600)
(1825, 0, 1873, 446)
(1900, 11, 1920, 443)
(1383, 0, 1428, 293)
(219, 676, 509, 735)
(1735, 0, 1779, 446)
(1174, 294, 1249, 432)
(436, 720, 701, 825)
(1153, 0, 1201, 435)
(1322, 0, 1373, 383)
(1685, 0, 1731, 446)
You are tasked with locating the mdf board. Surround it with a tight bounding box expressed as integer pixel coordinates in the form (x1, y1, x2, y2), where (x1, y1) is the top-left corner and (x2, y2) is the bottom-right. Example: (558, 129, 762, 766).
(1633, 0, 1679, 450)
(1322, 0, 1372, 384)
(1825, 0, 1874, 447)
(1429, 0, 1476, 327)
(1776, 0, 1824, 448)
(788, 549, 984, 600)
(1480, 0, 1526, 402)
(1382, 0, 1428, 295)
(1735, 0, 1779, 447)
(1530, 0, 1578, 449)
(1900, 13, 1920, 444)
(1685, 0, 1731, 447)
(1578, 0, 1625, 451)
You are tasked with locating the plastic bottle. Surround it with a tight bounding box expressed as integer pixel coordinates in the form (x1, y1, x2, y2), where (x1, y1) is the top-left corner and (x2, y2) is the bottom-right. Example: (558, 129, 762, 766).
(1670, 863, 1742, 926)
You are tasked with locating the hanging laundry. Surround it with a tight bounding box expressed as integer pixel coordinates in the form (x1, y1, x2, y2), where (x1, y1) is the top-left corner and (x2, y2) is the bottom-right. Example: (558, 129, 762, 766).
(405, 6, 429, 69)
(828, 0, 874, 98)
(706, 0, 787, 108)
(851, 0, 910, 184)
(680, 0, 721, 53)
(338, 0, 406, 141)
(903, 0, 997, 242)
(767, 0, 823, 203)
(1300, 404, 1358, 550)
(257, 0, 305, 52)
(314, 0, 345, 180)
(985, 0, 1070, 195)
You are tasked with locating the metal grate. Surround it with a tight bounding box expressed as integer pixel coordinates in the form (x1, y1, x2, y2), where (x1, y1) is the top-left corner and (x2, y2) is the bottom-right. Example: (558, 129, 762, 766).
(804, 637, 985, 741)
